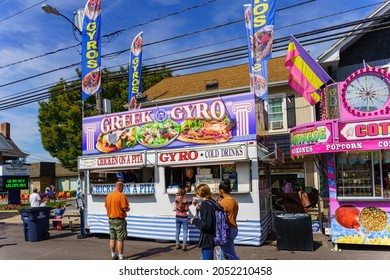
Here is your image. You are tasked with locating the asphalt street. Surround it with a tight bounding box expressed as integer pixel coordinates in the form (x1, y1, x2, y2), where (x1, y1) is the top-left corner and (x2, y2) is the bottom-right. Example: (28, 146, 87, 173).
(1, 208, 390, 260)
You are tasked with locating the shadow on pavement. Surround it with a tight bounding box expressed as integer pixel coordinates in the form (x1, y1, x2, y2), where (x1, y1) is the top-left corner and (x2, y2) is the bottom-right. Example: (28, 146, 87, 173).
(313, 241, 323, 251)
(48, 231, 78, 239)
(0, 242, 17, 248)
(127, 244, 175, 260)
(337, 243, 390, 252)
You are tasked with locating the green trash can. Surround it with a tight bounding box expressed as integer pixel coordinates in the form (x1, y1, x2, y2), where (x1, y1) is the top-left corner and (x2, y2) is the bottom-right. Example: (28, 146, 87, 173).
(19, 207, 51, 242)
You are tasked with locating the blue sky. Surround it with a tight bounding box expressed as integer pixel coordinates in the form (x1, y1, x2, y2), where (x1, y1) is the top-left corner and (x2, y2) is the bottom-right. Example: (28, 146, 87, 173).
(0, 0, 386, 163)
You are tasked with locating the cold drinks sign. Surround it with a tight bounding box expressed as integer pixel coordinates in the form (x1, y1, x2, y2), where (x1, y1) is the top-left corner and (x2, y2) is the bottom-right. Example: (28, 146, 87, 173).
(157, 144, 247, 166)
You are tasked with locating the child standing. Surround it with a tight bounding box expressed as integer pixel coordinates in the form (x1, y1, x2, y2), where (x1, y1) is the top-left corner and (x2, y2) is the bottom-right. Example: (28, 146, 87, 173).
(54, 203, 65, 230)
(175, 188, 192, 251)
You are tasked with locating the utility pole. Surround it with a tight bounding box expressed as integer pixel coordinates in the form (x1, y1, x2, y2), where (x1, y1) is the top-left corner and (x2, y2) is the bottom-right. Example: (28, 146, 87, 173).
(96, 92, 102, 114)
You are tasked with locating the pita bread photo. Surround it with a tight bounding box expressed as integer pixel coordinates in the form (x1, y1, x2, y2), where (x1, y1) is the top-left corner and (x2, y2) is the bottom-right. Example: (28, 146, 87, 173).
(82, 68, 101, 96)
(178, 116, 235, 144)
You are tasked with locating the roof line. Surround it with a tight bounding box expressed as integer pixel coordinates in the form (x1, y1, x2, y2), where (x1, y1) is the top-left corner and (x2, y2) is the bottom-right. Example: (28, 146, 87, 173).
(142, 80, 289, 107)
(318, 2, 390, 62)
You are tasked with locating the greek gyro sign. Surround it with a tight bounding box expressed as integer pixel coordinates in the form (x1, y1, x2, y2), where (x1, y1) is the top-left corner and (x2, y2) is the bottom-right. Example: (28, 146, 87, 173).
(82, 92, 257, 155)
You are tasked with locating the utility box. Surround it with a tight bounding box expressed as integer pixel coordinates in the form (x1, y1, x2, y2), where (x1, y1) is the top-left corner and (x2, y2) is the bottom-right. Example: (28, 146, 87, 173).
(275, 213, 313, 251)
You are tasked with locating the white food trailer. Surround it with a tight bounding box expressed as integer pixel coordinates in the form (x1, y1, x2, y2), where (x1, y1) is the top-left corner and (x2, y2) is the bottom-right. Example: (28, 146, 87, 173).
(78, 92, 274, 246)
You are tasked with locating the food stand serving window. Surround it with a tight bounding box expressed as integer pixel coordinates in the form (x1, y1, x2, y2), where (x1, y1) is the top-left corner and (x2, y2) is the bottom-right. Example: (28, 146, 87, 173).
(90, 167, 154, 184)
(336, 151, 390, 199)
(165, 164, 238, 193)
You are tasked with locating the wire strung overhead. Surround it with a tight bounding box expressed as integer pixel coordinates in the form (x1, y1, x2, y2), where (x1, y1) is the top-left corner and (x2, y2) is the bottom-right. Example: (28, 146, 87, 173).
(0, 1, 388, 111)
(0, 0, 318, 68)
(0, 17, 389, 111)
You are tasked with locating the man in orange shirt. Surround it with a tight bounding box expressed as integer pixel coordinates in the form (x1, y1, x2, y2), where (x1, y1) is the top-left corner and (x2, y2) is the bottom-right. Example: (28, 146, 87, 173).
(105, 181, 130, 260)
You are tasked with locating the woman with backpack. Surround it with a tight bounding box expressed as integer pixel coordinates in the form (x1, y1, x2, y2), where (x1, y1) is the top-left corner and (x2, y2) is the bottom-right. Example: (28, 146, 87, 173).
(190, 183, 223, 260)
(216, 178, 240, 260)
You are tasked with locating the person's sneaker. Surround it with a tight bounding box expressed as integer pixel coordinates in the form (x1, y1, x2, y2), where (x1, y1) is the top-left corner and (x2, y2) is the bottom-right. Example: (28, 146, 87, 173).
(112, 255, 119, 260)
(176, 244, 182, 249)
(183, 245, 188, 251)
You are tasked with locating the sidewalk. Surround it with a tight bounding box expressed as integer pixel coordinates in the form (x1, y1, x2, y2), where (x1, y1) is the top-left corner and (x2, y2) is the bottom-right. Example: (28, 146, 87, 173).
(1, 210, 390, 260)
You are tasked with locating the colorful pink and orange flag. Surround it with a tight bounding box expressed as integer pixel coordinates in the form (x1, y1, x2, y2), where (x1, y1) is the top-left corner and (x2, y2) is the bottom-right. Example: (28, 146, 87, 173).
(285, 35, 332, 106)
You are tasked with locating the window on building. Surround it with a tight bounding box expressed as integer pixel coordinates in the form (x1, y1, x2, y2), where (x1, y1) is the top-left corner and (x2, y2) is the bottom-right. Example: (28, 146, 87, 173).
(268, 95, 296, 131)
(269, 97, 285, 131)
(57, 178, 66, 191)
(89, 168, 154, 184)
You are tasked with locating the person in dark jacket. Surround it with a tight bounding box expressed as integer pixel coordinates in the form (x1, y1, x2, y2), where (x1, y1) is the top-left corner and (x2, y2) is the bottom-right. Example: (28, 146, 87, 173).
(190, 183, 221, 260)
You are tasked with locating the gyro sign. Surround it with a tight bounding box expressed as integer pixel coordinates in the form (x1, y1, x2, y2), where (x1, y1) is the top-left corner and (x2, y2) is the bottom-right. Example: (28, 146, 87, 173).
(82, 92, 257, 155)
(157, 144, 247, 166)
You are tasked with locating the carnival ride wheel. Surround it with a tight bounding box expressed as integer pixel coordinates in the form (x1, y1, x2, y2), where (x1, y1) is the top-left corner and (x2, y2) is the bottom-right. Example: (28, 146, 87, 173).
(341, 67, 390, 116)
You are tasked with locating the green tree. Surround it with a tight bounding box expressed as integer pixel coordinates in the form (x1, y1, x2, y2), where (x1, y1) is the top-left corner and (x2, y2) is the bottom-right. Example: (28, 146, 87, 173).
(38, 78, 82, 171)
(38, 66, 172, 171)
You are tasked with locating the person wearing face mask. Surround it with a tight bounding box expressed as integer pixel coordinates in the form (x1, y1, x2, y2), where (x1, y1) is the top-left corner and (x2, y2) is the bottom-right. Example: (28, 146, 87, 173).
(215, 178, 240, 260)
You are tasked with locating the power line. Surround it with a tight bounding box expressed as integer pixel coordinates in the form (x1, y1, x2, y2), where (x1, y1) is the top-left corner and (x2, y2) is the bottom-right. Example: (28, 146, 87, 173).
(104, 0, 219, 39)
(0, 0, 219, 68)
(1, 10, 388, 90)
(0, 0, 319, 68)
(3, 18, 390, 104)
(0, 43, 79, 70)
(21, 149, 58, 162)
(277, 1, 388, 30)
(0, 1, 388, 110)
(0, 0, 46, 24)
(1, 19, 389, 111)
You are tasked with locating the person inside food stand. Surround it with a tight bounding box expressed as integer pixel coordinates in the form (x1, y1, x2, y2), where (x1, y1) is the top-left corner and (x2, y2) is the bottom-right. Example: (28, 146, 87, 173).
(184, 167, 196, 190)
(215, 178, 240, 260)
(105, 181, 130, 260)
(282, 178, 293, 193)
(123, 170, 137, 183)
(190, 184, 219, 260)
